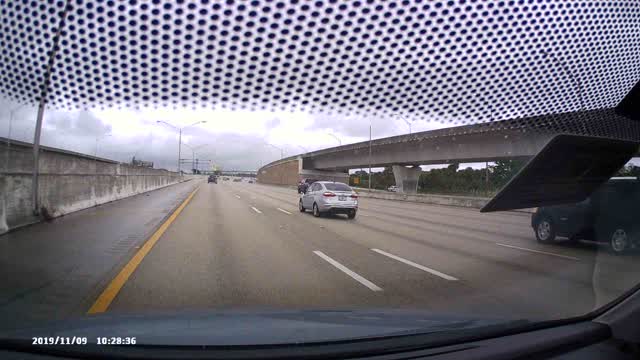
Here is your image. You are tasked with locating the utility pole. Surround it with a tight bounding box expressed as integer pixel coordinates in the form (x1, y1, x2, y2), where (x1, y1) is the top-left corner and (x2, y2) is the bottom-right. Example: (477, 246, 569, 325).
(32, 0, 72, 215)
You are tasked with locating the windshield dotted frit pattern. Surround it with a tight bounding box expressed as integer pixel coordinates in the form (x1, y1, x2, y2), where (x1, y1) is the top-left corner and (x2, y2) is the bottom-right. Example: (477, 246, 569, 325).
(1, 0, 640, 132)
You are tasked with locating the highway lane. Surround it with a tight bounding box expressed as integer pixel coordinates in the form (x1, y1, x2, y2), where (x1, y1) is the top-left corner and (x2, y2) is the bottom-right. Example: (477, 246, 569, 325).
(108, 179, 640, 320)
(256, 183, 640, 302)
(0, 179, 200, 331)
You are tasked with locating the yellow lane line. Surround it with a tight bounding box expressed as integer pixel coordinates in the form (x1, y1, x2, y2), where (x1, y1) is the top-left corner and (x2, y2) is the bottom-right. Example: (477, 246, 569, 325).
(87, 187, 200, 314)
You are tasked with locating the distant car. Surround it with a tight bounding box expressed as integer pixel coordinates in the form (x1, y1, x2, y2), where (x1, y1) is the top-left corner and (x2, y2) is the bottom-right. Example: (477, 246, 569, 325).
(387, 185, 398, 192)
(297, 178, 318, 194)
(233, 178, 242, 182)
(222, 177, 229, 181)
(531, 178, 640, 254)
(208, 175, 217, 184)
(248, 180, 254, 183)
(299, 181, 358, 219)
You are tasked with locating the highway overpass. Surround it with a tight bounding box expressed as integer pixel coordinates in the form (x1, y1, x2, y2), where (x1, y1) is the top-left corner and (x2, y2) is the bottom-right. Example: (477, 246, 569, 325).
(257, 108, 640, 193)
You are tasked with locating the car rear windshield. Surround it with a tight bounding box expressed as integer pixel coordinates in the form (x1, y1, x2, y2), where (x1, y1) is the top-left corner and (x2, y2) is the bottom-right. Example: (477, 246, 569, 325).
(324, 183, 352, 192)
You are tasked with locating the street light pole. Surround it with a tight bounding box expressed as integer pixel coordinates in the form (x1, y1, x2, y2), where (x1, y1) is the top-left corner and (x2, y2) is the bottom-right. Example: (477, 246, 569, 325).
(484, 158, 490, 188)
(368, 122, 372, 190)
(481, 98, 493, 188)
(157, 120, 206, 174)
(326, 133, 343, 181)
(183, 143, 209, 173)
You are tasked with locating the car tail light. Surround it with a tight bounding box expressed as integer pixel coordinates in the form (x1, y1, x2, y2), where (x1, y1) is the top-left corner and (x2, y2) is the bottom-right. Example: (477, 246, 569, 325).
(350, 194, 358, 198)
(323, 192, 336, 197)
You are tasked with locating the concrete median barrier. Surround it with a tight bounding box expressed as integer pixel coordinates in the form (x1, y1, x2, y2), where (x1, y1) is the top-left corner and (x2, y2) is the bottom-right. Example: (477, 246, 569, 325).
(1, 138, 199, 234)
(352, 187, 535, 213)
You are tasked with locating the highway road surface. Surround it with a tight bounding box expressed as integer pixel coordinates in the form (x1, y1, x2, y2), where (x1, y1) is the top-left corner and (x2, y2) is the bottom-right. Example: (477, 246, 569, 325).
(2, 178, 640, 331)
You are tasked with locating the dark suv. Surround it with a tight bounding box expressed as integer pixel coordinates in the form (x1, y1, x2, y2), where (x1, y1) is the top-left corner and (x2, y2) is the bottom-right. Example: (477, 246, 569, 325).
(208, 175, 217, 184)
(297, 178, 318, 194)
(531, 178, 640, 254)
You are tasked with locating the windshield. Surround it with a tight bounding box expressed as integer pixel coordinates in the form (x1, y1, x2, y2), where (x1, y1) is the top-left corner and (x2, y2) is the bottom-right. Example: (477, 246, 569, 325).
(1, 0, 640, 352)
(324, 183, 353, 192)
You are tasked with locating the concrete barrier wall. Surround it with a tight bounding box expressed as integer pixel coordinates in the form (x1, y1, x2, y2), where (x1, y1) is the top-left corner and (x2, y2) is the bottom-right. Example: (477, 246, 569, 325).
(353, 187, 490, 208)
(257, 158, 300, 185)
(352, 187, 535, 213)
(0, 139, 187, 234)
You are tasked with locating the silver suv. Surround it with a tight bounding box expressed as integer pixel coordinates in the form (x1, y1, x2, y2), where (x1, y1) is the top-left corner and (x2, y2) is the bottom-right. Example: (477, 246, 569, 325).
(299, 181, 358, 219)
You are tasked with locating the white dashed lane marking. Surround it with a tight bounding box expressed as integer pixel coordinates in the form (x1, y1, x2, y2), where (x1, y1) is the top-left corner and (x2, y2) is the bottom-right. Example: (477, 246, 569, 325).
(250, 206, 262, 214)
(313, 251, 383, 292)
(372, 249, 459, 281)
(495, 243, 580, 261)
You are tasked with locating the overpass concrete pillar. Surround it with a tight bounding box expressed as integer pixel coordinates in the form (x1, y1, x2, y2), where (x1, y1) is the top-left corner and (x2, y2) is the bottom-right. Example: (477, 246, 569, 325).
(392, 165, 421, 194)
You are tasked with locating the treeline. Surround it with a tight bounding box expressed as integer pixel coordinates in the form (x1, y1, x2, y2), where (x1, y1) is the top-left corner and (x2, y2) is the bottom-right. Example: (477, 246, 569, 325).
(350, 160, 640, 196)
(616, 164, 640, 177)
(349, 160, 528, 196)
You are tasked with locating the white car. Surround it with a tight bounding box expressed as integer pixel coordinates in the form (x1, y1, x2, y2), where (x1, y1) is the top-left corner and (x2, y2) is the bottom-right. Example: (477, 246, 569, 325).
(299, 181, 358, 219)
(387, 185, 398, 192)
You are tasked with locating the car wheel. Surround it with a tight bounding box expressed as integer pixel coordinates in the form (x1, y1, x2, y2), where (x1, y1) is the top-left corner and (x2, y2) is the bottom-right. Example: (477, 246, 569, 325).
(608, 227, 630, 255)
(313, 203, 321, 217)
(299, 200, 305, 212)
(535, 216, 556, 243)
(347, 210, 356, 219)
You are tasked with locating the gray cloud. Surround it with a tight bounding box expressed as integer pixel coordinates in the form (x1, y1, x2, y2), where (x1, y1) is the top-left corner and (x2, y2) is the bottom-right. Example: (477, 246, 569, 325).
(0, 97, 275, 171)
(45, 110, 112, 138)
(307, 113, 394, 138)
(1, 96, 450, 172)
(264, 117, 281, 130)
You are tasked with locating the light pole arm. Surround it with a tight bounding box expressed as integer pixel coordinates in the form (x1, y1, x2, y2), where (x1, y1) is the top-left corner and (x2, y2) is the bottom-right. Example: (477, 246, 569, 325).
(327, 133, 342, 145)
(183, 120, 207, 130)
(267, 144, 284, 159)
(156, 120, 179, 131)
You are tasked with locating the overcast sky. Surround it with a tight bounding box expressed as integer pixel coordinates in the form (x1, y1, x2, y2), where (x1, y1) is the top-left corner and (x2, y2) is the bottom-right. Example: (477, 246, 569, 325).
(0, 96, 480, 172)
(2, 1, 638, 174)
